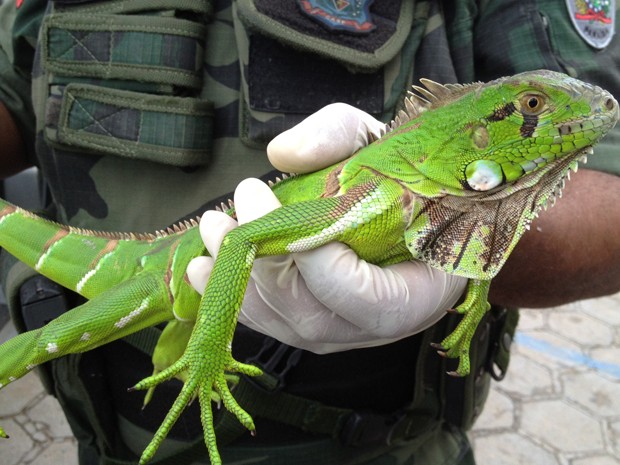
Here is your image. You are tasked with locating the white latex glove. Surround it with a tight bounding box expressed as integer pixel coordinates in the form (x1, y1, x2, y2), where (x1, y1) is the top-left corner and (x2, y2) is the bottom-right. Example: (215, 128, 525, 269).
(187, 103, 467, 354)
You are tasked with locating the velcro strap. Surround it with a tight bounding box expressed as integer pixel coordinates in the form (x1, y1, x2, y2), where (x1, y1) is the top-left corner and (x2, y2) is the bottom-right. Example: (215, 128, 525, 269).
(49, 83, 214, 166)
(41, 13, 206, 89)
(53, 0, 213, 17)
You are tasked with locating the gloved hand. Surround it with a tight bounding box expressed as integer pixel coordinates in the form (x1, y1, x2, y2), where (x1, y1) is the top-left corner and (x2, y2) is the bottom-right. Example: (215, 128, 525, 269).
(187, 103, 467, 354)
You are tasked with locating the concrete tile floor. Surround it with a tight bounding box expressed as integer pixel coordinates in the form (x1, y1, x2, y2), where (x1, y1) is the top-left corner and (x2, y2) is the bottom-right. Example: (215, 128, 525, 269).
(1, 294, 619, 465)
(470, 294, 620, 465)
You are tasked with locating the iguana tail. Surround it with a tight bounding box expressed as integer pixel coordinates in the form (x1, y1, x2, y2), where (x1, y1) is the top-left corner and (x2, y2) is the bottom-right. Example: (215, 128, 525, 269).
(0, 197, 184, 399)
(0, 197, 152, 299)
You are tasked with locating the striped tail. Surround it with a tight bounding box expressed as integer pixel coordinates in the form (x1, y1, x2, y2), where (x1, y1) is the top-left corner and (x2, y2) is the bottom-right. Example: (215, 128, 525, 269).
(0, 198, 147, 299)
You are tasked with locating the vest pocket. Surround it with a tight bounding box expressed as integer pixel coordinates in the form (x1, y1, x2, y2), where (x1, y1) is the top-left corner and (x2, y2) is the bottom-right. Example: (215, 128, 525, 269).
(231, 0, 423, 148)
(39, 1, 215, 166)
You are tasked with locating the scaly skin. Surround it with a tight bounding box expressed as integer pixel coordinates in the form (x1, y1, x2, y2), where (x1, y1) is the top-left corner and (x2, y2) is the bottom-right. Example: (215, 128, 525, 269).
(0, 70, 617, 464)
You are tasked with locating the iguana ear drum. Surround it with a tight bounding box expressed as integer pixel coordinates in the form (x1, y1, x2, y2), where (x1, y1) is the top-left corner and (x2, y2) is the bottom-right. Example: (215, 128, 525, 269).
(465, 159, 503, 191)
(472, 125, 490, 149)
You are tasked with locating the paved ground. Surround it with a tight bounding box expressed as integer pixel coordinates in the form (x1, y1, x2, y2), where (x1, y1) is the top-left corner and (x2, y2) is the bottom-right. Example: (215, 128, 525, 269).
(1, 294, 619, 465)
(471, 294, 620, 465)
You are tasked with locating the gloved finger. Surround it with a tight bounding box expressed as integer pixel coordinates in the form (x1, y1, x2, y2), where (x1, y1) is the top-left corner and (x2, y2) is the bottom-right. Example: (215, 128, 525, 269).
(267, 103, 385, 173)
(232, 177, 300, 290)
(187, 255, 214, 296)
(199, 210, 237, 260)
(187, 208, 233, 295)
(189, 178, 284, 298)
(239, 279, 404, 354)
(291, 243, 467, 339)
(234, 177, 282, 224)
(187, 209, 236, 296)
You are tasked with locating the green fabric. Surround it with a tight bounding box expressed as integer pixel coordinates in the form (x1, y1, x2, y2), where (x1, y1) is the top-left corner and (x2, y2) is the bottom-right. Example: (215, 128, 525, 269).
(53, 0, 213, 17)
(42, 13, 206, 89)
(51, 83, 214, 166)
(27, 0, 275, 233)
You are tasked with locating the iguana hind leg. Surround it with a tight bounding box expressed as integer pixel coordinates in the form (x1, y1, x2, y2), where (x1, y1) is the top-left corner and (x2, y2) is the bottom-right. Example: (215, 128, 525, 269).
(432, 279, 491, 376)
(131, 231, 266, 465)
(132, 344, 261, 465)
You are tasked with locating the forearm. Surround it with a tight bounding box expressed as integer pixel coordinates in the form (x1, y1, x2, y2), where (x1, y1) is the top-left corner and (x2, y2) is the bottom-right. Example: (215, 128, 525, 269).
(0, 100, 31, 178)
(489, 169, 620, 308)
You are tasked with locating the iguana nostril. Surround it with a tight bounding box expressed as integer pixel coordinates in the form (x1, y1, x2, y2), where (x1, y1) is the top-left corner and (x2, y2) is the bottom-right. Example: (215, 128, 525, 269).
(605, 98, 616, 111)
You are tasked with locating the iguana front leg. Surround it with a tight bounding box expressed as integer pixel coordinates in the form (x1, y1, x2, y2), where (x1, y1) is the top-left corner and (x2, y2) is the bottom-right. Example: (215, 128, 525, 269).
(432, 279, 491, 376)
(0, 273, 172, 437)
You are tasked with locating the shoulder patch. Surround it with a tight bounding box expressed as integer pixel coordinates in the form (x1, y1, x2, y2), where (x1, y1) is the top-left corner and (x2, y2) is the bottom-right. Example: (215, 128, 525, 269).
(566, 0, 615, 49)
(297, 0, 376, 34)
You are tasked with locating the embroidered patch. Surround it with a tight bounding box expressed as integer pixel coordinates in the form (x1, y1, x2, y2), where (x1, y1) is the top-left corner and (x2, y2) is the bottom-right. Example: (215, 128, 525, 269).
(297, 0, 376, 34)
(566, 0, 615, 49)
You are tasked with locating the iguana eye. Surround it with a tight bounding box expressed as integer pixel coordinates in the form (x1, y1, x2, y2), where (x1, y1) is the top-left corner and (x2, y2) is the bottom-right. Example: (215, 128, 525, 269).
(520, 94, 546, 115)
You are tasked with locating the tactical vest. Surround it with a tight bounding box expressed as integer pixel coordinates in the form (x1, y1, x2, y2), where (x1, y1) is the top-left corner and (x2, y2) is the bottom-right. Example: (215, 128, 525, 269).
(2, 0, 538, 463)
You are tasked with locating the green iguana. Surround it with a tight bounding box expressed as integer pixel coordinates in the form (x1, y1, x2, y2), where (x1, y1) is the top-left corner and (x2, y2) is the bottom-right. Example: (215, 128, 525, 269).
(0, 70, 617, 464)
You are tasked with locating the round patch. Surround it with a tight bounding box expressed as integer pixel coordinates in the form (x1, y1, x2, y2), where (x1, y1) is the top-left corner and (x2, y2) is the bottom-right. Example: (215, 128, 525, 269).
(566, 0, 615, 49)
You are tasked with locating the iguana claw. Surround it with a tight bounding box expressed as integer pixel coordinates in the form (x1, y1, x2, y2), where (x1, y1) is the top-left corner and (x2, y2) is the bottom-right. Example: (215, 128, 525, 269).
(429, 342, 447, 351)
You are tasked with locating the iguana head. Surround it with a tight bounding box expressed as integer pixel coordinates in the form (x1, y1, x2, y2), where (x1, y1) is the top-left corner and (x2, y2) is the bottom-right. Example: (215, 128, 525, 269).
(408, 69, 618, 197)
(398, 70, 619, 279)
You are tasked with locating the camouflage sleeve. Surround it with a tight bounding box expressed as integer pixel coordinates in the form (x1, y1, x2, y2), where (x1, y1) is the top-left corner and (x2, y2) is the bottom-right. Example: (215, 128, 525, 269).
(473, 0, 620, 176)
(0, 0, 45, 166)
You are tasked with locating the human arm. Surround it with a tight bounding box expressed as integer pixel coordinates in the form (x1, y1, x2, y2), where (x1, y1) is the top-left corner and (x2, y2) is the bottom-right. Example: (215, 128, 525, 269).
(0, 100, 31, 178)
(489, 168, 620, 308)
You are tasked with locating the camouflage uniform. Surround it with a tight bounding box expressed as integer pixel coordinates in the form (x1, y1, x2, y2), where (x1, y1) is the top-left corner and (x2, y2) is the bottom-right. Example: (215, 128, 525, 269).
(0, 1, 618, 464)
